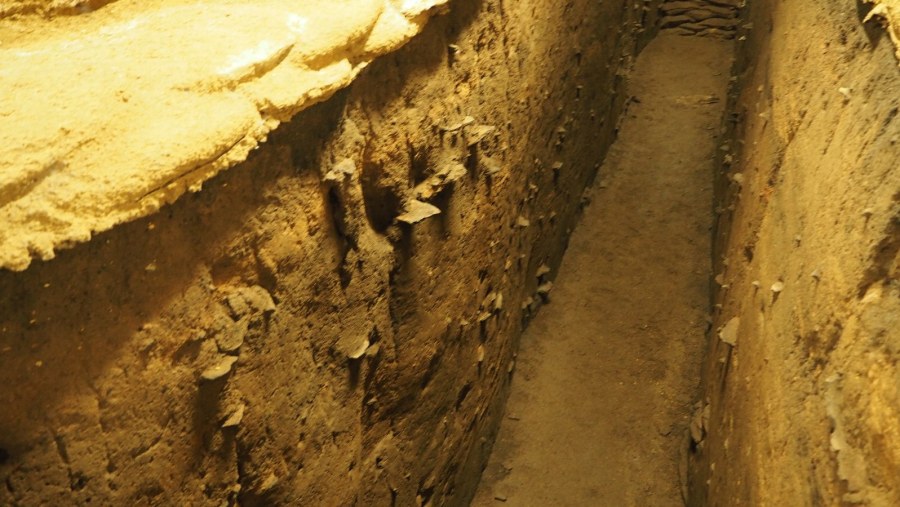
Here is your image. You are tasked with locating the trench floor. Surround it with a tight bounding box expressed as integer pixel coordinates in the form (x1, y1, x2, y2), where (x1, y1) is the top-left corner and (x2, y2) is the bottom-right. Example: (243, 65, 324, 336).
(472, 32, 733, 506)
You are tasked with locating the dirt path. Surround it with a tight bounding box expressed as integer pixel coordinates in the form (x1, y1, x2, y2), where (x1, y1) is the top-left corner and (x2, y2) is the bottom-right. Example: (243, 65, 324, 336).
(472, 33, 733, 506)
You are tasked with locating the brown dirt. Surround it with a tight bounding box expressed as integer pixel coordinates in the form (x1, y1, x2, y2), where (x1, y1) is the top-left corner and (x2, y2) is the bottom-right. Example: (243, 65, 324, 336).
(693, 0, 900, 504)
(473, 32, 732, 506)
(0, 1, 662, 505)
(4, 0, 896, 504)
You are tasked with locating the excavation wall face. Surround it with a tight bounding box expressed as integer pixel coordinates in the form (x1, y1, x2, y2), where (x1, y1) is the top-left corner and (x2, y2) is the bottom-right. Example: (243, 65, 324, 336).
(0, 1, 658, 505)
(695, 0, 900, 504)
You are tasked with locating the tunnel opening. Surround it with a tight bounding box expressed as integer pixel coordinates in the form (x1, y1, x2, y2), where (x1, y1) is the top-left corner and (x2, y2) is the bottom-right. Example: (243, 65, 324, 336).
(0, 0, 898, 505)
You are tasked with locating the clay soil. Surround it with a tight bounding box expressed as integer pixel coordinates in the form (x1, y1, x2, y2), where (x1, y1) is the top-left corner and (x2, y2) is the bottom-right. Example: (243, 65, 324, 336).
(473, 32, 732, 506)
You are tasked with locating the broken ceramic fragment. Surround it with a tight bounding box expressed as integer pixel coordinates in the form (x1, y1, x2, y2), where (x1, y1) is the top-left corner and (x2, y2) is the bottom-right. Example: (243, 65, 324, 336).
(201, 356, 239, 381)
(324, 158, 357, 182)
(348, 337, 371, 360)
(718, 317, 740, 346)
(467, 125, 496, 146)
(225, 285, 276, 320)
(222, 404, 245, 428)
(396, 200, 441, 224)
(521, 296, 534, 310)
(482, 158, 503, 175)
(440, 116, 475, 132)
(216, 319, 248, 353)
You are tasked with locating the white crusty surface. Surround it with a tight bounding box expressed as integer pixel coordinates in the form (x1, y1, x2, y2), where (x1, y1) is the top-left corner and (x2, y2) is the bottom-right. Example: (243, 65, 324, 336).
(0, 0, 448, 271)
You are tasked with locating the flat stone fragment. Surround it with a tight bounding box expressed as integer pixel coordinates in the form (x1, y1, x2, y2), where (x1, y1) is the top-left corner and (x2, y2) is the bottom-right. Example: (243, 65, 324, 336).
(216, 319, 248, 353)
(222, 404, 245, 428)
(718, 317, 740, 346)
(201, 355, 239, 381)
(397, 199, 442, 224)
(467, 125, 497, 146)
(347, 338, 371, 360)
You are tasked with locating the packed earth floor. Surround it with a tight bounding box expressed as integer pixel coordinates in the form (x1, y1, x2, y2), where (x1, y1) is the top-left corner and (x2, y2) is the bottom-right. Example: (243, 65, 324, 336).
(473, 32, 733, 506)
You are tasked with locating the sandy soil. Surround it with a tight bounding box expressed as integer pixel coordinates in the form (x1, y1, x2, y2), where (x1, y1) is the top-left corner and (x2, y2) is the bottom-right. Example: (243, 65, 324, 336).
(472, 32, 732, 506)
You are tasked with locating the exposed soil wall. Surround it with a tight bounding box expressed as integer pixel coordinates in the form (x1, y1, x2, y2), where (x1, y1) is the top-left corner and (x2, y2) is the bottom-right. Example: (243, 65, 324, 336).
(693, 0, 900, 504)
(0, 1, 660, 505)
(0, 0, 454, 272)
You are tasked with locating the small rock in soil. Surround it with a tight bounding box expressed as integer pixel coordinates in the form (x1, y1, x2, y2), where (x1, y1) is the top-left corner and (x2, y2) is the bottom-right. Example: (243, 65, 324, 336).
(397, 200, 441, 224)
(201, 356, 239, 381)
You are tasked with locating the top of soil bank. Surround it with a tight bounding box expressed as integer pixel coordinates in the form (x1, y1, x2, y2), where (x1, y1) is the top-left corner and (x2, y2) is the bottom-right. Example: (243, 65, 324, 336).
(0, 0, 448, 271)
(866, 0, 900, 63)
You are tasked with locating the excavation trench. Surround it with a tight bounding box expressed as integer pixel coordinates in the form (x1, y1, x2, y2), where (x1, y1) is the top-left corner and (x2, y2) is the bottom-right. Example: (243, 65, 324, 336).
(1, 0, 899, 506)
(472, 31, 732, 506)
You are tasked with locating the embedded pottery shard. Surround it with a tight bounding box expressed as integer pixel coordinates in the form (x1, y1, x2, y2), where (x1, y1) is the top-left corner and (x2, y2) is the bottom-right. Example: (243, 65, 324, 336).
(482, 157, 503, 176)
(467, 124, 496, 146)
(718, 317, 740, 346)
(216, 318, 248, 353)
(348, 337, 371, 360)
(442, 162, 469, 183)
(243, 286, 277, 314)
(440, 116, 475, 132)
(324, 158, 357, 182)
(397, 199, 441, 224)
(222, 404, 245, 428)
(337, 326, 374, 360)
(201, 355, 239, 381)
(225, 285, 276, 320)
(521, 296, 534, 310)
(414, 161, 468, 199)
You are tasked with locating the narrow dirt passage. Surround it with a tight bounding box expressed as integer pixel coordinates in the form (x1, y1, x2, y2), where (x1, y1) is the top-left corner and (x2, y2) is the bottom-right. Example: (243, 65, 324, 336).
(472, 33, 733, 506)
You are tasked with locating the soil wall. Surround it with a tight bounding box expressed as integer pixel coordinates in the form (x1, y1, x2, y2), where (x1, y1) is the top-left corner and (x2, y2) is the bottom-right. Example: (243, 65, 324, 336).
(0, 1, 660, 505)
(694, 0, 900, 504)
